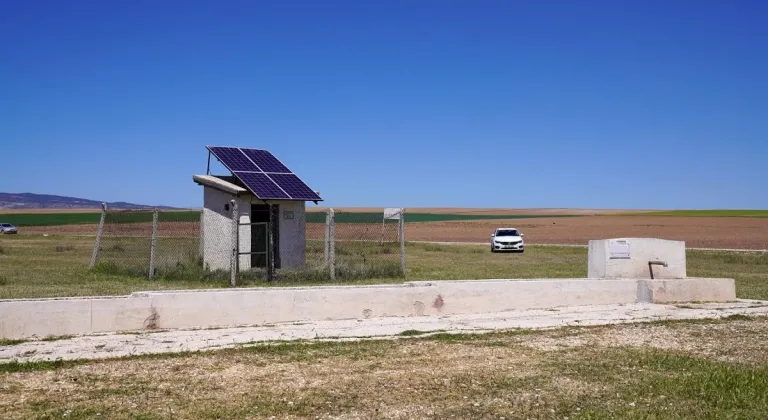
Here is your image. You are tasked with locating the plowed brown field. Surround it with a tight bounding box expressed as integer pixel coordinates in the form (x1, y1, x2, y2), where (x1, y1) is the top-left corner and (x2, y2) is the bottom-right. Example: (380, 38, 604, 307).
(405, 216, 768, 249)
(15, 214, 768, 250)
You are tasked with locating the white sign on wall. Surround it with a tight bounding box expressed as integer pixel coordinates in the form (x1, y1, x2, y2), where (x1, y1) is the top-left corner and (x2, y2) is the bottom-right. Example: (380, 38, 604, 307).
(383, 208, 403, 220)
(609, 239, 631, 259)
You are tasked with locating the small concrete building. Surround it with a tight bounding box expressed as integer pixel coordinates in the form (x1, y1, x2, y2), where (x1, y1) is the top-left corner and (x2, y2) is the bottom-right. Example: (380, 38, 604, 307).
(193, 146, 322, 272)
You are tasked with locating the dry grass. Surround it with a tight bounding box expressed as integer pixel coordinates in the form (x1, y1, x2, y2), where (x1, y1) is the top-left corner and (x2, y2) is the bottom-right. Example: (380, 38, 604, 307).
(1, 317, 767, 419)
(2, 236, 768, 299)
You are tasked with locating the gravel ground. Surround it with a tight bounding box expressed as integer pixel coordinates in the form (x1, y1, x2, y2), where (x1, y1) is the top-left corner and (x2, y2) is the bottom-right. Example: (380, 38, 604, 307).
(3, 300, 767, 363)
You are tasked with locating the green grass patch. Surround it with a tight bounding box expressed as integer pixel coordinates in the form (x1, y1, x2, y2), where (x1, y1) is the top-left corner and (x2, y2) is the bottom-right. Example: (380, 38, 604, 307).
(1, 236, 767, 300)
(552, 347, 768, 418)
(0, 338, 28, 346)
(397, 329, 429, 337)
(630, 209, 768, 217)
(0, 359, 78, 373)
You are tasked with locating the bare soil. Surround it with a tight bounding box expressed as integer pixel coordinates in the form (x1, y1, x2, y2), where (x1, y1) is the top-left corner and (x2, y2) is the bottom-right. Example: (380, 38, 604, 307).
(405, 216, 768, 249)
(308, 207, 636, 215)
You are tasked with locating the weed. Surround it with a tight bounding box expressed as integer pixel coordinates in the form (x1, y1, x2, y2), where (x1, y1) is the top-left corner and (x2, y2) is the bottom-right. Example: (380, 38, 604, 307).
(398, 329, 428, 337)
(723, 313, 753, 321)
(0, 338, 28, 346)
(55, 244, 75, 252)
(422, 243, 483, 254)
(0, 245, 5, 254)
(0, 359, 77, 373)
(41, 335, 76, 342)
(0, 275, 7, 286)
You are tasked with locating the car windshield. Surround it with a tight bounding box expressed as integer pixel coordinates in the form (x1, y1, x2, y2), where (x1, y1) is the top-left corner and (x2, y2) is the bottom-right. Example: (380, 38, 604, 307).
(495, 229, 519, 237)
(1, 224, 12, 227)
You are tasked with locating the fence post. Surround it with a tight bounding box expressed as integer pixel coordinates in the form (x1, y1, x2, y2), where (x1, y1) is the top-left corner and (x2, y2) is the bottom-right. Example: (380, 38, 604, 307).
(267, 204, 276, 283)
(148, 210, 158, 279)
(324, 209, 331, 264)
(380, 213, 386, 246)
(89, 203, 108, 269)
(198, 208, 204, 258)
(329, 208, 336, 280)
(230, 199, 238, 287)
(399, 208, 406, 277)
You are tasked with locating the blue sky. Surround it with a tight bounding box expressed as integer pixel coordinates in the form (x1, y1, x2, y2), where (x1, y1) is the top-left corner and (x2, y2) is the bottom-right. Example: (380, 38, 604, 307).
(1, 0, 766, 209)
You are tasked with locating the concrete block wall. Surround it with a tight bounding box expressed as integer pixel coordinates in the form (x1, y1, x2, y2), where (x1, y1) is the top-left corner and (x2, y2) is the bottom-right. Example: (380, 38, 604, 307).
(588, 238, 686, 279)
(202, 187, 252, 271)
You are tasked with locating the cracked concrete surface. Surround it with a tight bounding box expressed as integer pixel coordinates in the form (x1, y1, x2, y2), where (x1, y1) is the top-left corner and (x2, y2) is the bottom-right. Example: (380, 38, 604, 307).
(2, 300, 767, 363)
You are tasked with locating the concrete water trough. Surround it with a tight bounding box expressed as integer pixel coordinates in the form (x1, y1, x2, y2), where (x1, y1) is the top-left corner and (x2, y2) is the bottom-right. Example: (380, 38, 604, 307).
(0, 238, 737, 340)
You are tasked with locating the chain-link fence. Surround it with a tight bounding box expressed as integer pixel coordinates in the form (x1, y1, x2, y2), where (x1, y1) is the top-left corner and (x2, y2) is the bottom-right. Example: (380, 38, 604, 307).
(237, 207, 406, 283)
(324, 208, 404, 280)
(91, 207, 204, 279)
(90, 204, 406, 284)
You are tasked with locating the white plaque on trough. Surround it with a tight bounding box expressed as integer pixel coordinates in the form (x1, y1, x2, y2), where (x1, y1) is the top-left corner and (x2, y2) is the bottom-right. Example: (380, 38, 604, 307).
(384, 208, 403, 220)
(609, 239, 631, 259)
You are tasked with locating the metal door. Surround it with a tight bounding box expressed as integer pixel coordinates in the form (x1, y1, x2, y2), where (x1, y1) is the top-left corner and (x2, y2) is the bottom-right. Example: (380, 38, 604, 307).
(250, 222, 268, 268)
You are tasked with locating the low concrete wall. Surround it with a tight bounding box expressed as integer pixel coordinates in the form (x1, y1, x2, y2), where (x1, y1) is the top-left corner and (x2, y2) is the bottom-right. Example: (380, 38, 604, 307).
(588, 238, 686, 279)
(639, 278, 737, 303)
(0, 277, 735, 339)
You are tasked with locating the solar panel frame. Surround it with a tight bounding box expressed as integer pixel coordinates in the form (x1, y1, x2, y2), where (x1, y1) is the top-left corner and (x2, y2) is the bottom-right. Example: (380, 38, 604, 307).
(206, 145, 323, 201)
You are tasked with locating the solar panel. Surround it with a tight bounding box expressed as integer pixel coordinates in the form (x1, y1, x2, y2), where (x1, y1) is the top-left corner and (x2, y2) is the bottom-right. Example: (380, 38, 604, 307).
(233, 172, 290, 199)
(268, 173, 322, 201)
(207, 145, 322, 201)
(241, 149, 290, 173)
(208, 147, 260, 172)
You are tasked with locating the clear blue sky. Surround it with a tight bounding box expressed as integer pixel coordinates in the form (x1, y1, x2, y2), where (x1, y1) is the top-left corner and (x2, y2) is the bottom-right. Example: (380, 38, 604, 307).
(2, 0, 766, 209)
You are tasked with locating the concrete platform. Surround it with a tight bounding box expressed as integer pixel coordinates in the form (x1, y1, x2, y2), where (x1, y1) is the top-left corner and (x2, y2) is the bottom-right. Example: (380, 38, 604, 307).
(2, 300, 766, 363)
(0, 277, 736, 340)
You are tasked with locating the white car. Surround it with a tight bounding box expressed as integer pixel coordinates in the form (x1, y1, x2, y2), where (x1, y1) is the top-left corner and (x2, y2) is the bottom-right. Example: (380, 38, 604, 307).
(490, 227, 524, 253)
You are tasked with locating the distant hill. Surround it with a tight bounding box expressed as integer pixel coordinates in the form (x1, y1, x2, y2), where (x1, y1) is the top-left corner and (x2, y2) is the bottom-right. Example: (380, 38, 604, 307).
(0, 193, 177, 210)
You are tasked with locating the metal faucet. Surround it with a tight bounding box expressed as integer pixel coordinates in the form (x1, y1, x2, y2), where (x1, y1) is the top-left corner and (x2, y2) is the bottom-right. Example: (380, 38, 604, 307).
(648, 260, 668, 279)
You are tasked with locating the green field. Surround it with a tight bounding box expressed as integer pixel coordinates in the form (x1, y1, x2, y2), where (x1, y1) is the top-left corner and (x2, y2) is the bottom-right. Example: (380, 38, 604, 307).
(631, 210, 768, 217)
(1, 211, 579, 227)
(4, 209, 766, 227)
(0, 211, 201, 226)
(1, 235, 767, 300)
